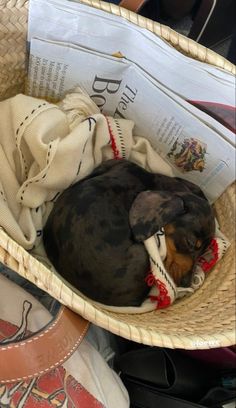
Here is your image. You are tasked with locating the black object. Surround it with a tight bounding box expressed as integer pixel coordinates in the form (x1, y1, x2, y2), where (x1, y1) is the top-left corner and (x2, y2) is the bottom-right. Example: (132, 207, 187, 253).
(125, 379, 207, 408)
(189, 0, 235, 48)
(125, 378, 236, 408)
(227, 27, 236, 64)
(115, 347, 236, 408)
(116, 347, 217, 402)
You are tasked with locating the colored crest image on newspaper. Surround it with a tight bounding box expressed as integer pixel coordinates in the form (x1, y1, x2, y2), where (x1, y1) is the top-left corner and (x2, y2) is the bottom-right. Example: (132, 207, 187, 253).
(167, 137, 207, 173)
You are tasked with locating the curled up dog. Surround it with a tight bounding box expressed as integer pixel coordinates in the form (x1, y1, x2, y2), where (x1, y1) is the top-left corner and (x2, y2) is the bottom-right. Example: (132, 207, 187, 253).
(43, 159, 215, 307)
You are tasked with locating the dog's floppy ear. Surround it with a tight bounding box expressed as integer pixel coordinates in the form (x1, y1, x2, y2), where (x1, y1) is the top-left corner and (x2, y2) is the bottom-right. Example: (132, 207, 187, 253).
(175, 177, 207, 200)
(129, 191, 185, 242)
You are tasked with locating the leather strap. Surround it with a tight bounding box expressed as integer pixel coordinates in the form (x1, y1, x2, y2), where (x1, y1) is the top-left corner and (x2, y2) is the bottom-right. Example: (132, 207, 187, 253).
(0, 306, 89, 383)
(119, 0, 148, 13)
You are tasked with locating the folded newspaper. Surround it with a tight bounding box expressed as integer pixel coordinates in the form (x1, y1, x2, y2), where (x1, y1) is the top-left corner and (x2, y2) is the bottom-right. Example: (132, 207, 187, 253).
(27, 0, 236, 203)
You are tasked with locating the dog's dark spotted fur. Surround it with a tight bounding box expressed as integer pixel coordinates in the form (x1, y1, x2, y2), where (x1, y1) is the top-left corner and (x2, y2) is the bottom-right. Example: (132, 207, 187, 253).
(43, 159, 215, 306)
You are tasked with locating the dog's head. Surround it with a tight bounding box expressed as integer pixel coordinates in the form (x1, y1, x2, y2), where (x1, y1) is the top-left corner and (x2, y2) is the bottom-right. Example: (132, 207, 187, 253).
(129, 183, 215, 285)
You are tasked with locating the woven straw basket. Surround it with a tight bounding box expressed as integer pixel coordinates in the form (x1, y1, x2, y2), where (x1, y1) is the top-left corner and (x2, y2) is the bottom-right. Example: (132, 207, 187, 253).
(0, 0, 235, 350)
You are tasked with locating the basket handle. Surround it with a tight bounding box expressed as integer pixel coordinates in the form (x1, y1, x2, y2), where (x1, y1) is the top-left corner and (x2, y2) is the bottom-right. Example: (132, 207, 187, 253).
(0, 306, 89, 383)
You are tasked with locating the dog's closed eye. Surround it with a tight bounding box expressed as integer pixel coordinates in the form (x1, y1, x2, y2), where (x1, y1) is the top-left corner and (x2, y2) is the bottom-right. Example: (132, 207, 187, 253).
(184, 237, 196, 250)
(184, 237, 202, 251)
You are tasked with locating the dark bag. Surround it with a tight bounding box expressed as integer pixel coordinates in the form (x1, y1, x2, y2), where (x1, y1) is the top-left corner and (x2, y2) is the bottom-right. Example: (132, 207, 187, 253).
(115, 347, 236, 408)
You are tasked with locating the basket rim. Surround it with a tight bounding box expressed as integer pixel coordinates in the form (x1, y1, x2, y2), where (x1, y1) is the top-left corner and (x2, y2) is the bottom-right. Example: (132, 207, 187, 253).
(0, 0, 235, 349)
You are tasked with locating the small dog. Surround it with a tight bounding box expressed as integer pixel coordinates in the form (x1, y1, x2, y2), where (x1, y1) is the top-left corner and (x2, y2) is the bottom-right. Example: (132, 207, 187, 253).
(43, 159, 215, 307)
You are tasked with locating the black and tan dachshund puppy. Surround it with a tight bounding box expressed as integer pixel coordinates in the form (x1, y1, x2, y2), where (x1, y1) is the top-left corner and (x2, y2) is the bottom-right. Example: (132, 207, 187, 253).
(43, 159, 215, 307)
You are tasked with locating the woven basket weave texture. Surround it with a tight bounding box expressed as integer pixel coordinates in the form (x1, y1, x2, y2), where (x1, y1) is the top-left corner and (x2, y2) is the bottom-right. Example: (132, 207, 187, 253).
(0, 0, 235, 349)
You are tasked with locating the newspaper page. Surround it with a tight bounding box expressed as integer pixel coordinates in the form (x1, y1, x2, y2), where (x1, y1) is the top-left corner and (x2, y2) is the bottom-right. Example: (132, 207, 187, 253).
(28, 38, 235, 203)
(28, 0, 236, 137)
(28, 42, 129, 115)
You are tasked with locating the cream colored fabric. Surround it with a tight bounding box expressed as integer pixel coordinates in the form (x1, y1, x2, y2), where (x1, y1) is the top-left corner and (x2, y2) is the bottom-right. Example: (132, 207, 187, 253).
(0, 87, 172, 251)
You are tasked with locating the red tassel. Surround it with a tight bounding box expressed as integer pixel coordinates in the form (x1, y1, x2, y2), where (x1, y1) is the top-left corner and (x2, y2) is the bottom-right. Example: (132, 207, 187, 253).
(145, 273, 171, 309)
